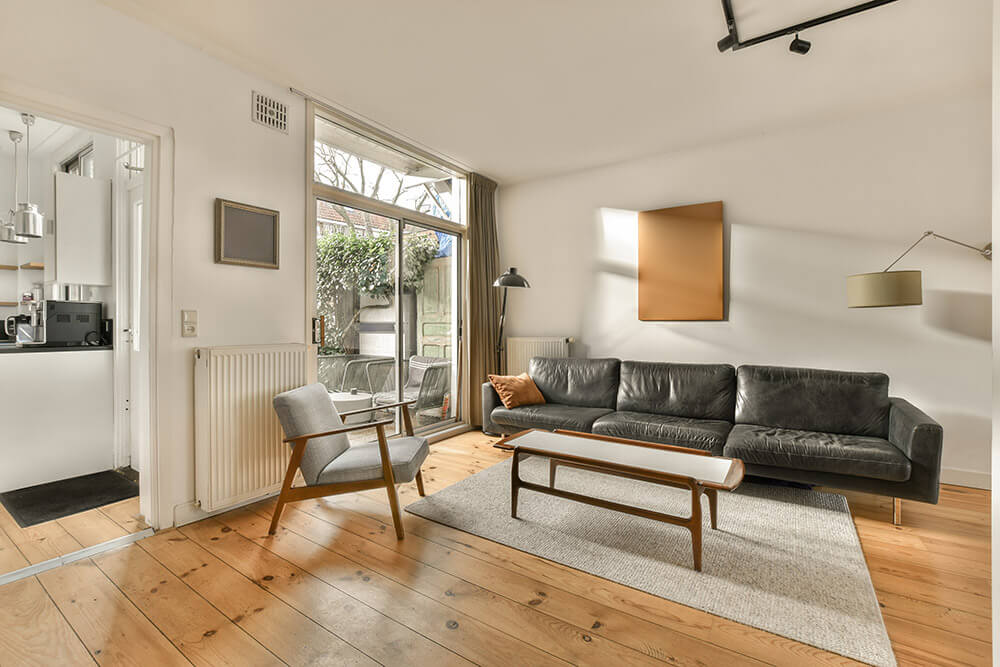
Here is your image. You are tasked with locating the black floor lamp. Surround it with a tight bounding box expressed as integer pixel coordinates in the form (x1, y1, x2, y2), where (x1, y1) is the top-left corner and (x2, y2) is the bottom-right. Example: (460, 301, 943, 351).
(493, 267, 530, 372)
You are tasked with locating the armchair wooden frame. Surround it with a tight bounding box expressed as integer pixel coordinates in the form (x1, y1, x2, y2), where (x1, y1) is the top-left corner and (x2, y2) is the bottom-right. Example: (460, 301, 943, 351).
(269, 399, 425, 538)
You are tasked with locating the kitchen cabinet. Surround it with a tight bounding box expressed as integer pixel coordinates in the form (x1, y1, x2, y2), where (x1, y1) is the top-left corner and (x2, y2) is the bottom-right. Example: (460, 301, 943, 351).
(51, 171, 112, 286)
(0, 348, 114, 492)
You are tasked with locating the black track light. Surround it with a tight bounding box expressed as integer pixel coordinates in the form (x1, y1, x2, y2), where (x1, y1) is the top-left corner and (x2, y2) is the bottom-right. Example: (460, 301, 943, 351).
(789, 33, 811, 54)
(717, 32, 736, 52)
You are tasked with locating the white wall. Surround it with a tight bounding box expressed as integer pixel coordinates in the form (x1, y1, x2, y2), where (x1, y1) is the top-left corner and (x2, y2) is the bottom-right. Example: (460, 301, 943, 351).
(0, 0, 306, 525)
(499, 92, 992, 487)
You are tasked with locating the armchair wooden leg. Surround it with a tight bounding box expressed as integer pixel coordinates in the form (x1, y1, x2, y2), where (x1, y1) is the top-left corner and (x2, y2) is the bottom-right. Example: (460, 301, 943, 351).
(892, 497, 902, 526)
(268, 497, 287, 536)
(415, 469, 426, 497)
(270, 440, 306, 535)
(375, 423, 405, 539)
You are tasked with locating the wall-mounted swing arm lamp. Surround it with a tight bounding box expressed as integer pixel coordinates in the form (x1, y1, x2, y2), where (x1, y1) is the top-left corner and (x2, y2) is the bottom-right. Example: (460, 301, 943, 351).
(493, 267, 530, 372)
(846, 231, 992, 308)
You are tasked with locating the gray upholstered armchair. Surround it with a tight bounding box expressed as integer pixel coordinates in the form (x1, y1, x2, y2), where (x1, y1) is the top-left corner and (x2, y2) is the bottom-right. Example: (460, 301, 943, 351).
(270, 383, 429, 538)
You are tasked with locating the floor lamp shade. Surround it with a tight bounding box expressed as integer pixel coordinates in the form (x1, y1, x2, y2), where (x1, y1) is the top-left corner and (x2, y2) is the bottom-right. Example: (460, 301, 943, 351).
(847, 270, 922, 308)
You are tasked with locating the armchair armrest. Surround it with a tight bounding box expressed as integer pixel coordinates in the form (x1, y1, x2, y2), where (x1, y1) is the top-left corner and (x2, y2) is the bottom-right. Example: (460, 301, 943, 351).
(283, 418, 393, 444)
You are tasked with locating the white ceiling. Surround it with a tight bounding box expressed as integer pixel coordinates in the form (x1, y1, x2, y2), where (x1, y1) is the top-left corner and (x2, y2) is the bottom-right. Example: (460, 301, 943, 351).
(0, 108, 70, 156)
(101, 0, 990, 184)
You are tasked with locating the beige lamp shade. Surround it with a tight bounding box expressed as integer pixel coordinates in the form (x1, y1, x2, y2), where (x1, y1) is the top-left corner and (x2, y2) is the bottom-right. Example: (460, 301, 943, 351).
(847, 270, 922, 308)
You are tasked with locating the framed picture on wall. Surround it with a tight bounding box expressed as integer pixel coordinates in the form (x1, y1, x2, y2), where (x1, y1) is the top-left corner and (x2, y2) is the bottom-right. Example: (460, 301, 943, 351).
(215, 198, 280, 269)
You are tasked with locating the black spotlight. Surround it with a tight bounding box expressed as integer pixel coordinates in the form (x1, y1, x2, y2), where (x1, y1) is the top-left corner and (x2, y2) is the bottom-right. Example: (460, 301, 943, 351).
(717, 33, 736, 52)
(789, 33, 811, 55)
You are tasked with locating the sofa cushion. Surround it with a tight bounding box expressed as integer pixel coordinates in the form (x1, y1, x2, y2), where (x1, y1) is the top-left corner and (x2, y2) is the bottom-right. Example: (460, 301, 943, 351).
(592, 411, 731, 455)
(491, 404, 613, 432)
(528, 357, 621, 409)
(724, 424, 911, 482)
(736, 365, 890, 438)
(488, 372, 545, 409)
(617, 361, 736, 421)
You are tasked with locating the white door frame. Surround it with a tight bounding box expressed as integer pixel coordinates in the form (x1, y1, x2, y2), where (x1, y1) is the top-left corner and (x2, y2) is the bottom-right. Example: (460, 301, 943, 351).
(0, 80, 172, 529)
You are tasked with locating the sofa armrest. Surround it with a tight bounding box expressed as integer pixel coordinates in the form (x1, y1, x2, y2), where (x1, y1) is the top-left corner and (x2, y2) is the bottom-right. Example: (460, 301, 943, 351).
(482, 381, 503, 435)
(888, 398, 943, 460)
(888, 397, 943, 502)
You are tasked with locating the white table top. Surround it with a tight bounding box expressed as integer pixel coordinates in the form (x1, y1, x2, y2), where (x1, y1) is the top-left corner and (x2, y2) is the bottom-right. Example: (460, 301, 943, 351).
(329, 391, 373, 400)
(506, 430, 739, 487)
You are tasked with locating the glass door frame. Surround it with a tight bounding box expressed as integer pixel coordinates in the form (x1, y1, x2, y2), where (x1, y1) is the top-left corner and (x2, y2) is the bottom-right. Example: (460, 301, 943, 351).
(306, 101, 467, 435)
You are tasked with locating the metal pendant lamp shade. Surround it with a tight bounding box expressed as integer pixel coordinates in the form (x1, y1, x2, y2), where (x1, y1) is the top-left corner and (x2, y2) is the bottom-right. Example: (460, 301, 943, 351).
(0, 223, 26, 245)
(493, 267, 530, 288)
(847, 270, 922, 308)
(13, 203, 42, 239)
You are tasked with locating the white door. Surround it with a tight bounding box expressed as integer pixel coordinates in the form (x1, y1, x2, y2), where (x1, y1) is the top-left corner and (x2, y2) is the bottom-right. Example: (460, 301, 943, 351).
(112, 141, 147, 476)
(127, 186, 146, 475)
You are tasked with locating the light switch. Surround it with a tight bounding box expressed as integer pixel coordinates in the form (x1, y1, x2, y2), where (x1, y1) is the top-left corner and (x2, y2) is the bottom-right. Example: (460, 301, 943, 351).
(181, 310, 198, 337)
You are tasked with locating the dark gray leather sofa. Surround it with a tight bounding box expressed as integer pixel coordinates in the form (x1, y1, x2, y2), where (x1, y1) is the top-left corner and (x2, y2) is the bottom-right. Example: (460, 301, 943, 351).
(483, 357, 943, 504)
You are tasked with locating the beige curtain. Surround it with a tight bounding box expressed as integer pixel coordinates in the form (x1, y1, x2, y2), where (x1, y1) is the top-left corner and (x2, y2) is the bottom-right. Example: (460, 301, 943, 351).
(467, 173, 501, 427)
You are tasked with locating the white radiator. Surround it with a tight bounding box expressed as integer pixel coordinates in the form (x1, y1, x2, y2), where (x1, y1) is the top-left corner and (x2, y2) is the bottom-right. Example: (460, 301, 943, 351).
(194, 344, 308, 512)
(506, 337, 572, 375)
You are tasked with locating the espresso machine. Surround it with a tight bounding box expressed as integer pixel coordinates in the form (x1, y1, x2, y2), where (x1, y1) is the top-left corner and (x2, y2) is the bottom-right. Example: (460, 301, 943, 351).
(3, 294, 45, 346)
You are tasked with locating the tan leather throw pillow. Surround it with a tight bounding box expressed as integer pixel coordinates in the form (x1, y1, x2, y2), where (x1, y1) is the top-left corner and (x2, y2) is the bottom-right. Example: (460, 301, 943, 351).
(488, 373, 546, 409)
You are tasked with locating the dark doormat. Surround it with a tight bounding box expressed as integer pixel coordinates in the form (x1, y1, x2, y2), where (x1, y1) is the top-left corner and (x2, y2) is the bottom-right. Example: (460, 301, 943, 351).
(0, 469, 139, 528)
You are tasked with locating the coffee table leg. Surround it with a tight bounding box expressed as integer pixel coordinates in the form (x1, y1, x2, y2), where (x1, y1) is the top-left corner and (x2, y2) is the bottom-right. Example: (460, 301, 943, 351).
(705, 488, 718, 530)
(548, 459, 558, 488)
(511, 451, 521, 519)
(690, 484, 703, 572)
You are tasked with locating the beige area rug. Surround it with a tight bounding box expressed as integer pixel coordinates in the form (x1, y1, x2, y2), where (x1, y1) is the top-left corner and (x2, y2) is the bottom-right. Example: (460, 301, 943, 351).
(405, 455, 895, 667)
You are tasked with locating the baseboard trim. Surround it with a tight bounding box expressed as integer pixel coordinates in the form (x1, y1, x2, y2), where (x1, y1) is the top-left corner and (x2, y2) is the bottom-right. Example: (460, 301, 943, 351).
(940, 467, 990, 490)
(173, 494, 275, 527)
(0, 528, 154, 588)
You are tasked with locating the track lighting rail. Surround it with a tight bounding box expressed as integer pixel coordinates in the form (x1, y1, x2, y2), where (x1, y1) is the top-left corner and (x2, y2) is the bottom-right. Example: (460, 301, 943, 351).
(717, 0, 900, 53)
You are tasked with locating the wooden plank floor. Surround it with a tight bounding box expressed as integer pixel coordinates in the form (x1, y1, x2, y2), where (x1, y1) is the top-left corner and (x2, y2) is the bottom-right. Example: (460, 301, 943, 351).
(0, 431, 990, 665)
(0, 496, 148, 577)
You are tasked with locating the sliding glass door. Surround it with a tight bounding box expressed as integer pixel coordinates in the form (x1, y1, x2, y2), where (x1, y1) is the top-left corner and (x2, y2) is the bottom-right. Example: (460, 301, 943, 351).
(312, 198, 461, 436)
(399, 222, 459, 429)
(310, 104, 466, 435)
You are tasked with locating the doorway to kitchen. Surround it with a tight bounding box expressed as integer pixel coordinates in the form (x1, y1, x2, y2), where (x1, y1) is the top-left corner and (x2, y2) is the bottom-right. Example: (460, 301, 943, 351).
(0, 103, 154, 581)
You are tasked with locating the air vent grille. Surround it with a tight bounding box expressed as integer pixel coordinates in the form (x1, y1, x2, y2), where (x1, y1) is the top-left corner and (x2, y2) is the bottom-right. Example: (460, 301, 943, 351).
(251, 91, 288, 133)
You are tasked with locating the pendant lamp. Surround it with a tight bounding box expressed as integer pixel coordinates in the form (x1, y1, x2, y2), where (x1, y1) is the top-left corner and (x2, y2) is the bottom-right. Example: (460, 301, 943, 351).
(12, 114, 43, 239)
(1, 129, 27, 245)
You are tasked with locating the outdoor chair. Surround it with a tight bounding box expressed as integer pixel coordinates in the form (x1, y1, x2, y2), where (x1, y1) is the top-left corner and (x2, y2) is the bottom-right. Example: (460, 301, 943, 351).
(270, 383, 428, 538)
(373, 355, 452, 424)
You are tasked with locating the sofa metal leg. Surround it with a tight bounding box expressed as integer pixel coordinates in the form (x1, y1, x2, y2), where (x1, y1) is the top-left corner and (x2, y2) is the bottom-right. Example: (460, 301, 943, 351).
(892, 497, 902, 526)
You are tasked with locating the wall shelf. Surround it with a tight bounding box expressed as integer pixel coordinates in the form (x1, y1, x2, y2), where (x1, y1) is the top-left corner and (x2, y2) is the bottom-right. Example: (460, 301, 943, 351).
(18, 262, 44, 270)
(0, 302, 17, 307)
(0, 265, 16, 271)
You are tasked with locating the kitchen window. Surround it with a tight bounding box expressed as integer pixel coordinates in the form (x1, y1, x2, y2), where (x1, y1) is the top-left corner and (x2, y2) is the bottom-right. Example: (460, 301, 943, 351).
(61, 144, 95, 178)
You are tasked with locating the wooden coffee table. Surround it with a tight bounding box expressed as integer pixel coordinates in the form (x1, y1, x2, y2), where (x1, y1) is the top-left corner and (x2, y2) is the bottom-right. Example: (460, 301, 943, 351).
(496, 429, 745, 571)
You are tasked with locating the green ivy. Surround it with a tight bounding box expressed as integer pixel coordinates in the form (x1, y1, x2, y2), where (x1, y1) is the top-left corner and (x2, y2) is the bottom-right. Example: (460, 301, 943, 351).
(316, 230, 439, 354)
